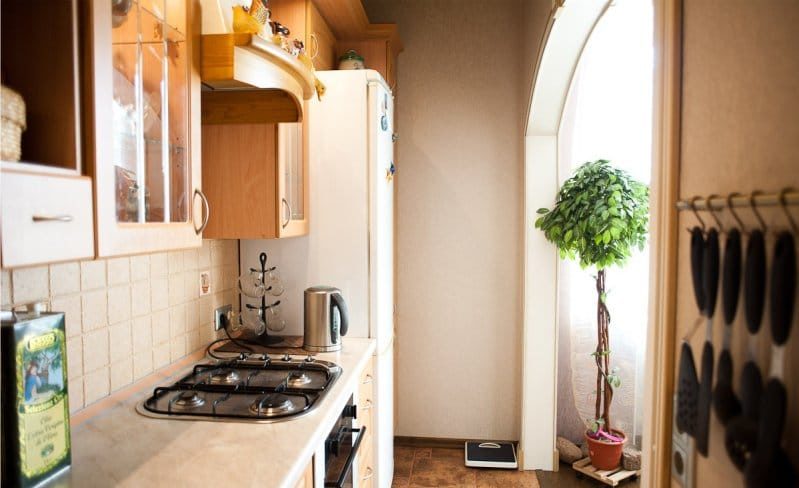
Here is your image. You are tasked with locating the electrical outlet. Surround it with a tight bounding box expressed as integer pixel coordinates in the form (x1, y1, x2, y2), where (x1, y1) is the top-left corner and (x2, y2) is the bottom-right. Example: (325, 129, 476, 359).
(214, 304, 232, 331)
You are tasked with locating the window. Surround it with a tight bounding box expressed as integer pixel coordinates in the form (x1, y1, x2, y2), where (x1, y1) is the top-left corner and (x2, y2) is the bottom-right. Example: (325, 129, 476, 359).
(556, 0, 654, 446)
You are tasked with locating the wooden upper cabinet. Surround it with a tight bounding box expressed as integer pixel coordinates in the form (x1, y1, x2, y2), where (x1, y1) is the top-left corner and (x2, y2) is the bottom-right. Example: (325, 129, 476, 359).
(85, 0, 206, 257)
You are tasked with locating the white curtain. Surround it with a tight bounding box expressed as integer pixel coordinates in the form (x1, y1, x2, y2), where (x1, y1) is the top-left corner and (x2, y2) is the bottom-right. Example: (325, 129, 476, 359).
(556, 0, 653, 446)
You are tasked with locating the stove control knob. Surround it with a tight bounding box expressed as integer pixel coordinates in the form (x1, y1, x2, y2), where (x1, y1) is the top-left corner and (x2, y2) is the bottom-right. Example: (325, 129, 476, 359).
(238, 353, 249, 361)
(304, 355, 314, 363)
(282, 353, 292, 362)
(259, 354, 269, 361)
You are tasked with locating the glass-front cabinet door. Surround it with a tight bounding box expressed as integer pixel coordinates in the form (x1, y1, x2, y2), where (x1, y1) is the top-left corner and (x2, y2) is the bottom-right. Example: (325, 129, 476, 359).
(277, 121, 309, 237)
(89, 0, 205, 256)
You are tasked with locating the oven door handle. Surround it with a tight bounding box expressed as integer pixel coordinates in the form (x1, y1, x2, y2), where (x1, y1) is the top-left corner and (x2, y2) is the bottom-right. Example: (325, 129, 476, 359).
(324, 426, 367, 488)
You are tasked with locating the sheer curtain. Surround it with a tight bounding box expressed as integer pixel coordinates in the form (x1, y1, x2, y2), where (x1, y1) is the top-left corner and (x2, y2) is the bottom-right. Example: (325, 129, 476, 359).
(556, 0, 653, 447)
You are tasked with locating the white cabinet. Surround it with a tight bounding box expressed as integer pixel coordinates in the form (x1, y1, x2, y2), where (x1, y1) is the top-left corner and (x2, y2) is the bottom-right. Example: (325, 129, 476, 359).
(1, 167, 94, 268)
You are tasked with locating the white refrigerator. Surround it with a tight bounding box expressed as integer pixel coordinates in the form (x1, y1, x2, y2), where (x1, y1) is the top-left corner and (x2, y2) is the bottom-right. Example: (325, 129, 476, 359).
(240, 69, 395, 488)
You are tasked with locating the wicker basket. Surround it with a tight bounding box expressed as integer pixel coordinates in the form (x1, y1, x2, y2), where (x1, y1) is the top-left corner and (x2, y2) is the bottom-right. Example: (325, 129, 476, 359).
(1, 84, 26, 161)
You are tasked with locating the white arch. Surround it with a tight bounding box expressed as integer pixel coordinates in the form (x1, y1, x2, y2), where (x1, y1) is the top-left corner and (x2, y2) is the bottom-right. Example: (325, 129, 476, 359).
(519, 0, 614, 471)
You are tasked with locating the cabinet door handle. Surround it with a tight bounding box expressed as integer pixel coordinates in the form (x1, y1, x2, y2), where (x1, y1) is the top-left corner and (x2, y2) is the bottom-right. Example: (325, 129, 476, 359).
(193, 189, 210, 235)
(362, 467, 373, 481)
(32, 214, 73, 223)
(281, 198, 291, 229)
(362, 374, 373, 385)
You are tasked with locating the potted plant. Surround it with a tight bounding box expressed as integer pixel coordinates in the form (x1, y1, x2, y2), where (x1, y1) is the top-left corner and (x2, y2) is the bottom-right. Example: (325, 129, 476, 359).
(535, 159, 649, 470)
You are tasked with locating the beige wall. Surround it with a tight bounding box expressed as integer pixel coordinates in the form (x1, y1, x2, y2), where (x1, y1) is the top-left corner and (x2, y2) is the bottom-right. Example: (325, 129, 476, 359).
(362, 0, 527, 440)
(673, 0, 799, 484)
(1, 240, 239, 413)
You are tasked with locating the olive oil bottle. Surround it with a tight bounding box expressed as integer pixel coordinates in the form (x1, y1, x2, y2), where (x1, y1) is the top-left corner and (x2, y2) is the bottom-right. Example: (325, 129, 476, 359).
(1, 311, 71, 487)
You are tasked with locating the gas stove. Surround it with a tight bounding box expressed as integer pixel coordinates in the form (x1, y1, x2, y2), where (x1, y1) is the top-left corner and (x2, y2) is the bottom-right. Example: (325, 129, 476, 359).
(137, 353, 341, 422)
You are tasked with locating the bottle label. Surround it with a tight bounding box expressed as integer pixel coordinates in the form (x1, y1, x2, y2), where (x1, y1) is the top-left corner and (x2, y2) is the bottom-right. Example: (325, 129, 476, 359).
(15, 323, 70, 478)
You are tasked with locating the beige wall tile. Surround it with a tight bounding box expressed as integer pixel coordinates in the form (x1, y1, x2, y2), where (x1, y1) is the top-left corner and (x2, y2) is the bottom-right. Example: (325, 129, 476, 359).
(184, 270, 199, 302)
(107, 257, 130, 286)
(107, 285, 131, 324)
(153, 342, 170, 369)
(83, 329, 109, 373)
(168, 250, 184, 275)
(51, 294, 82, 338)
(132, 316, 152, 353)
(222, 265, 236, 290)
(110, 358, 133, 391)
(80, 260, 106, 290)
(69, 379, 84, 413)
(133, 351, 153, 380)
(1, 270, 11, 306)
(186, 299, 200, 331)
(199, 241, 212, 268)
(12, 266, 49, 304)
(223, 240, 238, 266)
(170, 335, 186, 361)
(50, 262, 80, 297)
(66, 337, 83, 379)
(131, 280, 151, 317)
(84, 367, 110, 405)
(150, 276, 169, 311)
(169, 304, 186, 338)
(187, 329, 201, 353)
(199, 295, 212, 326)
(151, 309, 170, 345)
(130, 255, 150, 282)
(109, 321, 132, 359)
(183, 249, 199, 271)
(150, 253, 168, 277)
(211, 241, 225, 267)
(168, 274, 185, 306)
(81, 290, 108, 332)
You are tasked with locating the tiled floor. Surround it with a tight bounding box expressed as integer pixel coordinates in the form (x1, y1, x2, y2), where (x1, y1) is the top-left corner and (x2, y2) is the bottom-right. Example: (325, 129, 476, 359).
(392, 447, 539, 488)
(392, 447, 642, 488)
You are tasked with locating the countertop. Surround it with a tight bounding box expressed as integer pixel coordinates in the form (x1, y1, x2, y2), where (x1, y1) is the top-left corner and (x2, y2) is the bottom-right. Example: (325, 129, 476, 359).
(63, 338, 376, 488)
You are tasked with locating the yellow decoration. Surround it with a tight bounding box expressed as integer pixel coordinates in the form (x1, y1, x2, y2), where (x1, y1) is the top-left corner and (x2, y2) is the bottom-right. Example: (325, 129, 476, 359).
(232, 6, 263, 34)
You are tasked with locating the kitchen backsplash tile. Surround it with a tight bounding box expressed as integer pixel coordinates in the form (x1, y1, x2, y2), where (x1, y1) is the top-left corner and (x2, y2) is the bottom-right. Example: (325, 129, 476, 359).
(80, 260, 106, 290)
(1, 239, 238, 414)
(12, 266, 49, 303)
(50, 262, 81, 296)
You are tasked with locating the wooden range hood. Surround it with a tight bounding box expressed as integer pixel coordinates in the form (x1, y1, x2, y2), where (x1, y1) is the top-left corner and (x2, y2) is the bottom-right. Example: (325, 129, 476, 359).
(200, 33, 316, 124)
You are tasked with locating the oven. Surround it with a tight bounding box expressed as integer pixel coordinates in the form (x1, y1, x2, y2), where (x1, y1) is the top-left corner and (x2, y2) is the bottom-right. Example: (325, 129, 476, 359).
(324, 396, 367, 487)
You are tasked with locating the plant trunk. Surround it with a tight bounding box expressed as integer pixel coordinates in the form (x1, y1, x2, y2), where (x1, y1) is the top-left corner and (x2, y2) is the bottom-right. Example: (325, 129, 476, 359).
(595, 269, 613, 433)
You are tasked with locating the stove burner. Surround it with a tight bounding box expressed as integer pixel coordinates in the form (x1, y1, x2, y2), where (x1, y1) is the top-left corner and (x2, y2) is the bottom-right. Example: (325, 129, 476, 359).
(286, 371, 312, 388)
(173, 391, 205, 409)
(249, 393, 294, 416)
(208, 368, 241, 385)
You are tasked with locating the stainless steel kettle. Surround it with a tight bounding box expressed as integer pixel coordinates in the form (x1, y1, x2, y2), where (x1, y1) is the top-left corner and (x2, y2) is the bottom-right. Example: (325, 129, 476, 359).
(303, 286, 349, 352)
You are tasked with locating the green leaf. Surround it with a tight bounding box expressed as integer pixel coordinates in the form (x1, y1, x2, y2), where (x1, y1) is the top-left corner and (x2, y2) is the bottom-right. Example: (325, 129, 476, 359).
(536, 208, 550, 215)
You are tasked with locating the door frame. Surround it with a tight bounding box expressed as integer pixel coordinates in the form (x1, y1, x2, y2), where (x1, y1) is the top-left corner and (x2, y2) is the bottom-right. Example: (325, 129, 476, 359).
(519, 0, 681, 481)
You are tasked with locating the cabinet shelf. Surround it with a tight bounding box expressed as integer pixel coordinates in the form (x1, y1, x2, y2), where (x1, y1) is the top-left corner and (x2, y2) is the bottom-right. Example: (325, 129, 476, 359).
(201, 33, 315, 124)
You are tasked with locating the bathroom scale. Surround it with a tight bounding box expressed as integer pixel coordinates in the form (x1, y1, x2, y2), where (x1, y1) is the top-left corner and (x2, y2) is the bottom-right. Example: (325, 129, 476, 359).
(464, 441, 518, 469)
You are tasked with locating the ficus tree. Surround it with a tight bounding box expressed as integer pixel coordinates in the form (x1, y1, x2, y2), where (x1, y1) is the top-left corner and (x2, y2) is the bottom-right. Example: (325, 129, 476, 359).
(535, 159, 649, 435)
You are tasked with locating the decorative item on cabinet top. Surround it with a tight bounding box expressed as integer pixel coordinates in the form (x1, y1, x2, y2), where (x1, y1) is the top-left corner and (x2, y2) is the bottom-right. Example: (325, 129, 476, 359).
(200, 0, 323, 126)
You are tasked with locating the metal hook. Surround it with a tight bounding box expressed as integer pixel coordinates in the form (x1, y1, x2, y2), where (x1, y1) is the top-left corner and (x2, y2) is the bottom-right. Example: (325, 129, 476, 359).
(726, 192, 747, 233)
(705, 194, 724, 232)
(778, 187, 798, 233)
(749, 191, 767, 232)
(688, 196, 706, 232)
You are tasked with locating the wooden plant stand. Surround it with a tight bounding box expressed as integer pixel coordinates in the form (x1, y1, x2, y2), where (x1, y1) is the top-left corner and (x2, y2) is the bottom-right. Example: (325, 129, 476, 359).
(571, 458, 640, 486)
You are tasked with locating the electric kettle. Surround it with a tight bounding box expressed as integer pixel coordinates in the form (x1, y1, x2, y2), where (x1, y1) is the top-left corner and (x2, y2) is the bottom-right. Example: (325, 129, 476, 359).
(303, 286, 349, 352)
